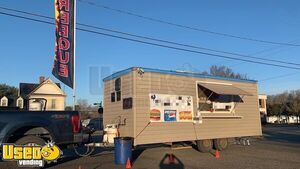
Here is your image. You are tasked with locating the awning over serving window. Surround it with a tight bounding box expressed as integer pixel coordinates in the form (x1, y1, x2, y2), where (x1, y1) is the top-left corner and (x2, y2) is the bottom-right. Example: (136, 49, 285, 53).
(198, 83, 252, 96)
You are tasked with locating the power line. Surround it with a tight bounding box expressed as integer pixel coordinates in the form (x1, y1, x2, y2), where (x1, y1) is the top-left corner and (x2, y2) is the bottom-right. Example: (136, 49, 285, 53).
(211, 38, 299, 66)
(259, 72, 299, 82)
(0, 11, 54, 25)
(1, 11, 300, 71)
(0, 6, 53, 20)
(78, 24, 300, 67)
(78, 0, 300, 47)
(249, 39, 299, 56)
(1, 6, 300, 67)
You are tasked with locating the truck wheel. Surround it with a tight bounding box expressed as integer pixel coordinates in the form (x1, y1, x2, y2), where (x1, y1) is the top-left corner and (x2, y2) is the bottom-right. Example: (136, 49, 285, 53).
(5, 136, 45, 169)
(213, 138, 228, 151)
(196, 139, 213, 152)
(15, 136, 45, 146)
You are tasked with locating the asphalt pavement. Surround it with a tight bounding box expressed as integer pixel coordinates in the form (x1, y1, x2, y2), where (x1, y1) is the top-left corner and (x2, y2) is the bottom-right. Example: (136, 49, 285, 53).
(1, 124, 300, 169)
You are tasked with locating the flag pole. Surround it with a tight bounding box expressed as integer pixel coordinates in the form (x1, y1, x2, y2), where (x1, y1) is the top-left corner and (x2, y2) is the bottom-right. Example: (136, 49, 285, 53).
(73, 0, 77, 111)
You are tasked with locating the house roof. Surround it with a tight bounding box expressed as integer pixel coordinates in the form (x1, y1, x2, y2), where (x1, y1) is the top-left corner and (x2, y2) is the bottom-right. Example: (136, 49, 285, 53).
(103, 67, 257, 83)
(0, 96, 8, 99)
(19, 81, 61, 98)
(19, 83, 39, 98)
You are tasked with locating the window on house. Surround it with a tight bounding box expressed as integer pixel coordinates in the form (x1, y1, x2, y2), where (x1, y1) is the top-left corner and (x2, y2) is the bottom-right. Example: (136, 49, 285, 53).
(259, 99, 265, 108)
(111, 92, 116, 102)
(51, 99, 56, 109)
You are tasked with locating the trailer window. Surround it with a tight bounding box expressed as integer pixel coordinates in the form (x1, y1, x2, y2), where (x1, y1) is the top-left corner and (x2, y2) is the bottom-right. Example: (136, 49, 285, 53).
(111, 92, 116, 102)
(116, 91, 121, 101)
(115, 78, 121, 91)
(123, 97, 132, 109)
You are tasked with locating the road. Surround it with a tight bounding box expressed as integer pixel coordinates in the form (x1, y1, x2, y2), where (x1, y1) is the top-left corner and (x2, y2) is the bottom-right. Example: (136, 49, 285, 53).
(2, 124, 300, 169)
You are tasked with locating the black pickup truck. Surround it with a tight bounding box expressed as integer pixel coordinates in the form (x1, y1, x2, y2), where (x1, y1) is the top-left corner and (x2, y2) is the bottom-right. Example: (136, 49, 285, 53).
(0, 110, 86, 146)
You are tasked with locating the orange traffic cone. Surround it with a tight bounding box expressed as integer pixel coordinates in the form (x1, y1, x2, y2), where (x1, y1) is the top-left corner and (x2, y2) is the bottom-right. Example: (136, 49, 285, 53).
(168, 153, 175, 164)
(215, 150, 220, 159)
(126, 158, 132, 169)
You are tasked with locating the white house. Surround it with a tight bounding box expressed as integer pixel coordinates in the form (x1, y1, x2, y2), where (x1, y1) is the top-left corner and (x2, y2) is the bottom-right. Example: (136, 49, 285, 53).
(19, 76, 66, 111)
(16, 96, 24, 109)
(258, 94, 267, 123)
(0, 96, 8, 107)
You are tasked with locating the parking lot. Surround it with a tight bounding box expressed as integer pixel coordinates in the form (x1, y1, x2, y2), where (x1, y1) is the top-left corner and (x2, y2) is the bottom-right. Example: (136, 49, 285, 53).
(1, 124, 300, 169)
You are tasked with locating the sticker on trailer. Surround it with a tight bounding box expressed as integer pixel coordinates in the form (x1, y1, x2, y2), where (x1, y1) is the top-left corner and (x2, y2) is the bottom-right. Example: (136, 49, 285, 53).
(149, 94, 194, 122)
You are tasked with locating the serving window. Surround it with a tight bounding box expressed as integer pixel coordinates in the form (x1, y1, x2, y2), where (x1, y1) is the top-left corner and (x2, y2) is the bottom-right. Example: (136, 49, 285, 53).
(197, 82, 249, 114)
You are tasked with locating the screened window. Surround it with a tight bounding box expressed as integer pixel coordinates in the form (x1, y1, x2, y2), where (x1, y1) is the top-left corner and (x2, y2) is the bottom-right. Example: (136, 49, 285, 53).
(123, 97, 133, 109)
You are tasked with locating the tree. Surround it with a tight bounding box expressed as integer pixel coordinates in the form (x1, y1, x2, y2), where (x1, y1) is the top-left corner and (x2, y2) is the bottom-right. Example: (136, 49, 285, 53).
(76, 99, 89, 111)
(208, 65, 248, 79)
(0, 83, 18, 99)
(267, 104, 284, 116)
(267, 90, 300, 124)
(76, 99, 99, 119)
(286, 90, 300, 123)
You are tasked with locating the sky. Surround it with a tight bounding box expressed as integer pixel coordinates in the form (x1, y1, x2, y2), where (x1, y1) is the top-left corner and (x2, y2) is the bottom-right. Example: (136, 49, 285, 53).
(0, 0, 300, 106)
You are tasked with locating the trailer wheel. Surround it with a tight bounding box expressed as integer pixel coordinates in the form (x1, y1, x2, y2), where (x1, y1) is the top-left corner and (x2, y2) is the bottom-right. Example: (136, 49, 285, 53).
(196, 139, 213, 152)
(213, 138, 228, 151)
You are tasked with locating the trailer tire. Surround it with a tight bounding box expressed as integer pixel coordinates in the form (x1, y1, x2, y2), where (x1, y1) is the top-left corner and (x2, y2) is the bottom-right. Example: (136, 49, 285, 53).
(213, 138, 228, 151)
(15, 135, 45, 146)
(196, 139, 213, 152)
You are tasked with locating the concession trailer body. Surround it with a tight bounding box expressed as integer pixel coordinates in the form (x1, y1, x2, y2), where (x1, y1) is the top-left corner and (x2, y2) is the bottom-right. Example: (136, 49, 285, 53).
(103, 67, 262, 149)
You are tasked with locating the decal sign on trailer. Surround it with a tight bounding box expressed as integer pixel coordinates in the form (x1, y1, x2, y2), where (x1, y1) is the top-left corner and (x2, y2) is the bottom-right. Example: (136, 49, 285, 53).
(149, 94, 193, 122)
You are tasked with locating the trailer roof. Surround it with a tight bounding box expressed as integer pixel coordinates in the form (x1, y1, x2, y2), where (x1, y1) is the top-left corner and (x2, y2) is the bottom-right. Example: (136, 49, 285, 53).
(103, 67, 257, 83)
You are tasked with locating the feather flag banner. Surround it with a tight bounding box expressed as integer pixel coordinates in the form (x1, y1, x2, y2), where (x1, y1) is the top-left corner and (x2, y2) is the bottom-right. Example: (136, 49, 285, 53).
(52, 0, 75, 88)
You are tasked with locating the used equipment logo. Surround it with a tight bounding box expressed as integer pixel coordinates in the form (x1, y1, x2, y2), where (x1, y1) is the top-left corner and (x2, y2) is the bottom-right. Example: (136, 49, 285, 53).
(2, 141, 62, 167)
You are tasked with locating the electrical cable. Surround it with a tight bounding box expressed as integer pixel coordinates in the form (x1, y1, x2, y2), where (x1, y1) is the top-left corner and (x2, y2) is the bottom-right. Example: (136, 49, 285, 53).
(78, 0, 300, 47)
(1, 6, 300, 67)
(1, 11, 300, 71)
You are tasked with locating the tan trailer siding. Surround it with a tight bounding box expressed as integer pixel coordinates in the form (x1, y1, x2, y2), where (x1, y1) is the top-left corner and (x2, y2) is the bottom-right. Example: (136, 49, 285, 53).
(103, 72, 134, 137)
(134, 72, 261, 145)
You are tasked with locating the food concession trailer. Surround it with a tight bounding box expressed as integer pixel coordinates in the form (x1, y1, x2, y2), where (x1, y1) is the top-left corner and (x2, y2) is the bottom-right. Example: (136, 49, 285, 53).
(103, 67, 262, 151)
